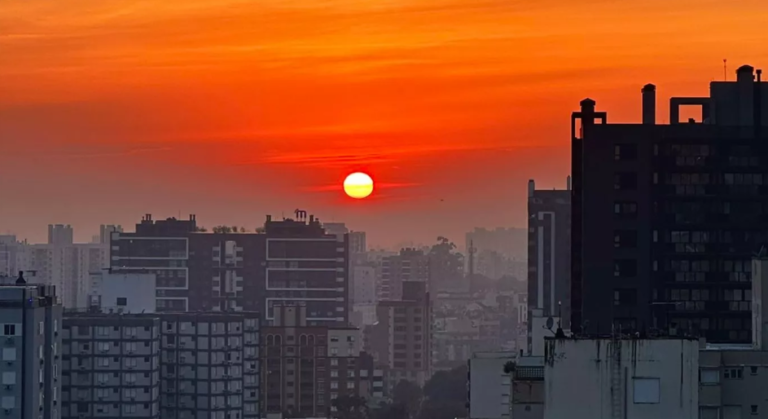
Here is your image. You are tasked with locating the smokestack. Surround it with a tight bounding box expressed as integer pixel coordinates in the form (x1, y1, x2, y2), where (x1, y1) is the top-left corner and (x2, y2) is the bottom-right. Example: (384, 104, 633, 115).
(642, 84, 656, 125)
(528, 180, 535, 198)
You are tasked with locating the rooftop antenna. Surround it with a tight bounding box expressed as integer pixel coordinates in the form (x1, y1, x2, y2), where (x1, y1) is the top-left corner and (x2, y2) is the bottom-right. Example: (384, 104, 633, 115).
(724, 59, 727, 81)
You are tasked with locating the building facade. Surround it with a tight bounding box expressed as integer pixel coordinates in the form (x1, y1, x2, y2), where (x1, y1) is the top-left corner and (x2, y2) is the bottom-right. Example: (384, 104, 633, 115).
(0, 282, 62, 419)
(366, 282, 431, 387)
(571, 65, 768, 342)
(527, 179, 571, 339)
(379, 249, 429, 301)
(111, 213, 350, 326)
(543, 337, 699, 419)
(467, 352, 514, 419)
(61, 314, 161, 419)
(261, 305, 381, 418)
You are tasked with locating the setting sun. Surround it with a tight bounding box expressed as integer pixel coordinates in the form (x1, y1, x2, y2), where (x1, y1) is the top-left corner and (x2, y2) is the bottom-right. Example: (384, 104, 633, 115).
(343, 172, 374, 199)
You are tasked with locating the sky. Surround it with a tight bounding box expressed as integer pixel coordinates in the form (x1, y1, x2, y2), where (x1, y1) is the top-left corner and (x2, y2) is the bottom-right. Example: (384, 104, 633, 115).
(2, 0, 768, 247)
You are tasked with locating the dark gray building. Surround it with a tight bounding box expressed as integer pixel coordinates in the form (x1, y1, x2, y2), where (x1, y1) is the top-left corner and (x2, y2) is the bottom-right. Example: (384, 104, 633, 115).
(111, 212, 350, 326)
(527, 179, 571, 337)
(61, 311, 261, 419)
(0, 280, 62, 419)
(571, 64, 768, 342)
(61, 314, 161, 419)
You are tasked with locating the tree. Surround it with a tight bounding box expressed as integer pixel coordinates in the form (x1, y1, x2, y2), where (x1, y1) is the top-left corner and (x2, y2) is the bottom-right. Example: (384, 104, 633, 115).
(418, 365, 469, 419)
(333, 396, 368, 419)
(429, 237, 464, 285)
(392, 380, 423, 419)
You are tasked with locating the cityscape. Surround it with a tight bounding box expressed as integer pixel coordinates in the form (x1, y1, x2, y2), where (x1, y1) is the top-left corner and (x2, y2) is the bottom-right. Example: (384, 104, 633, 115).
(4, 1, 768, 419)
(5, 65, 768, 419)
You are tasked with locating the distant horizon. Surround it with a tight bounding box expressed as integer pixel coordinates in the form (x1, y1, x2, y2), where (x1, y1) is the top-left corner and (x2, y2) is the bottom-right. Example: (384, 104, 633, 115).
(4, 0, 767, 248)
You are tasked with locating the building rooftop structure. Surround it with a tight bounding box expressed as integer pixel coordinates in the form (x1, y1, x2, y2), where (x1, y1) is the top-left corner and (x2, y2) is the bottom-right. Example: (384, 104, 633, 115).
(571, 63, 768, 343)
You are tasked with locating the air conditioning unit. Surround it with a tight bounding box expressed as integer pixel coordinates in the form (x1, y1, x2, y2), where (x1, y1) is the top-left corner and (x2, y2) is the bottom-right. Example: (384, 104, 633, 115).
(3, 385, 11, 391)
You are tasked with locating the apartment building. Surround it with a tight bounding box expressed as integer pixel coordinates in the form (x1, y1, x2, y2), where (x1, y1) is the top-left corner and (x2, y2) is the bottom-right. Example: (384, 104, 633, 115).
(61, 314, 161, 419)
(261, 305, 381, 418)
(0, 280, 62, 419)
(379, 249, 428, 300)
(111, 213, 350, 326)
(159, 312, 261, 419)
(366, 281, 431, 387)
(61, 311, 261, 419)
(571, 65, 768, 342)
(527, 178, 571, 344)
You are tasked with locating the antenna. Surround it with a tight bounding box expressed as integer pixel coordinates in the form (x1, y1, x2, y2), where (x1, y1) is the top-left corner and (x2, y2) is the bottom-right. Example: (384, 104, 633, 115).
(724, 59, 727, 81)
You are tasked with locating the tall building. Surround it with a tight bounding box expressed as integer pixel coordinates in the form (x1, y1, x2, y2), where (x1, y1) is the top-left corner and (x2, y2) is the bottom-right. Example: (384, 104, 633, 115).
(467, 352, 514, 419)
(366, 281, 431, 387)
(98, 225, 123, 245)
(112, 213, 350, 326)
(48, 225, 73, 246)
(61, 314, 161, 419)
(379, 249, 429, 300)
(571, 64, 768, 342)
(61, 311, 260, 419)
(0, 279, 62, 419)
(348, 232, 366, 255)
(527, 178, 571, 341)
(261, 305, 382, 418)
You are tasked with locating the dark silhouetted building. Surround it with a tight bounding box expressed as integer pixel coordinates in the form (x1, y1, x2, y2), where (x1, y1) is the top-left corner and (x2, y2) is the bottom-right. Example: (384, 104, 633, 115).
(571, 64, 768, 343)
(527, 178, 571, 344)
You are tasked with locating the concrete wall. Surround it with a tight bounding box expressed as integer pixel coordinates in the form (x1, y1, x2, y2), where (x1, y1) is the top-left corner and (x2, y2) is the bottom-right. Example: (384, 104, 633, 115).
(544, 338, 699, 419)
(469, 353, 514, 419)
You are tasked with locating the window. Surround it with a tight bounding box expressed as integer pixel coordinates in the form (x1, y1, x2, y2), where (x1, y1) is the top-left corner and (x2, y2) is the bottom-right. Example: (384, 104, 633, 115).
(751, 366, 758, 375)
(752, 405, 759, 415)
(615, 144, 638, 161)
(613, 289, 637, 306)
(2, 325, 17, 336)
(633, 378, 660, 404)
(724, 367, 743, 379)
(615, 172, 637, 190)
(700, 369, 720, 384)
(614, 259, 637, 278)
(699, 407, 719, 419)
(614, 202, 638, 218)
(614, 230, 638, 249)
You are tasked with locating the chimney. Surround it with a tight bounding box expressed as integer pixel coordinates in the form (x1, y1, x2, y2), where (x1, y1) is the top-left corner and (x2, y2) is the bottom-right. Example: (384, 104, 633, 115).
(738, 65, 755, 127)
(528, 180, 535, 198)
(642, 84, 656, 125)
(566, 176, 572, 191)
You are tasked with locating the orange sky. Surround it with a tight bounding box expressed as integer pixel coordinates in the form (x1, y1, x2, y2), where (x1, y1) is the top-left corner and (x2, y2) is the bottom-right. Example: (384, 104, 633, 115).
(2, 0, 768, 247)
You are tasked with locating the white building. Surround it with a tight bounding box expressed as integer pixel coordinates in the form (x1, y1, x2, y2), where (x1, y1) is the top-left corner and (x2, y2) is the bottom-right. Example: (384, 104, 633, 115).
(543, 337, 699, 419)
(468, 352, 514, 419)
(353, 265, 376, 304)
(89, 272, 157, 313)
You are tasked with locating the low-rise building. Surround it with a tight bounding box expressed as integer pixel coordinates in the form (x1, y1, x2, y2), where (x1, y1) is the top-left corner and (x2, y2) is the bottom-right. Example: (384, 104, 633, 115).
(543, 337, 699, 419)
(467, 352, 514, 419)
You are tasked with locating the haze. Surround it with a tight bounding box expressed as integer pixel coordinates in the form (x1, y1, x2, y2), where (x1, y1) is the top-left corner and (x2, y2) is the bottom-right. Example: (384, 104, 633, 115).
(2, 0, 768, 245)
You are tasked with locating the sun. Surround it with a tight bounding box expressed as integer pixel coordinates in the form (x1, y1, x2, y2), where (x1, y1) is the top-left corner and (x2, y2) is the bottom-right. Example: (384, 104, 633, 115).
(343, 172, 374, 199)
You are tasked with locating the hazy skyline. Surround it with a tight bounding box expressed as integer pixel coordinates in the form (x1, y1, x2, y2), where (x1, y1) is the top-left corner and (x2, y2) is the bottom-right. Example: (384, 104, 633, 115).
(3, 0, 768, 246)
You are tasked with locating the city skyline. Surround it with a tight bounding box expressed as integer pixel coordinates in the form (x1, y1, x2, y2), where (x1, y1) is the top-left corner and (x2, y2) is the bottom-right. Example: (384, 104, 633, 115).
(4, 1, 768, 245)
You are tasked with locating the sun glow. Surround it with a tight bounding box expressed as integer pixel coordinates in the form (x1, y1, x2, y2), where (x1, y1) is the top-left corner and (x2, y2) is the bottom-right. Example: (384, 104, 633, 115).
(343, 172, 374, 199)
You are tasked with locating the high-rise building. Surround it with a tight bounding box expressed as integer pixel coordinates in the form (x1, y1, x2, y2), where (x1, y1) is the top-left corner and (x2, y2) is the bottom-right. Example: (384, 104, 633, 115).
(61, 311, 261, 419)
(365, 281, 431, 387)
(112, 213, 350, 326)
(48, 225, 74, 246)
(0, 279, 62, 419)
(98, 225, 123, 245)
(261, 305, 380, 418)
(527, 178, 571, 342)
(348, 232, 367, 255)
(571, 64, 768, 342)
(61, 314, 161, 419)
(379, 249, 429, 300)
